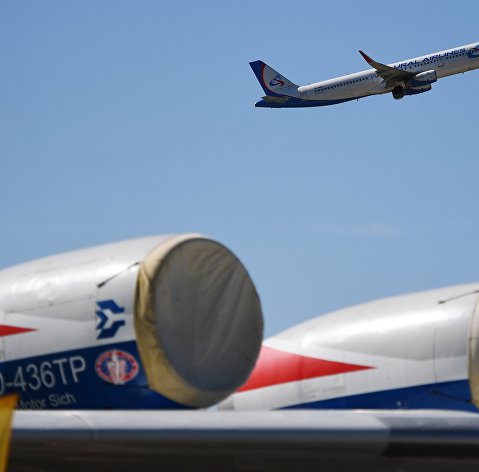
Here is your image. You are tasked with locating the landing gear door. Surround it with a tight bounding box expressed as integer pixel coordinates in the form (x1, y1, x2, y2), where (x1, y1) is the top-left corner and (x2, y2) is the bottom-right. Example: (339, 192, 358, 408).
(469, 296, 479, 408)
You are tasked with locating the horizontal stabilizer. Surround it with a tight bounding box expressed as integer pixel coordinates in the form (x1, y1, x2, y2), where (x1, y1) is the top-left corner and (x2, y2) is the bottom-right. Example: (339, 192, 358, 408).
(262, 95, 289, 104)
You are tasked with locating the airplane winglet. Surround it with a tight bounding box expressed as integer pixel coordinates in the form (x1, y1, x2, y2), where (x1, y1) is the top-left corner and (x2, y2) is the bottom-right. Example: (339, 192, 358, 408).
(359, 50, 374, 65)
(358, 49, 414, 82)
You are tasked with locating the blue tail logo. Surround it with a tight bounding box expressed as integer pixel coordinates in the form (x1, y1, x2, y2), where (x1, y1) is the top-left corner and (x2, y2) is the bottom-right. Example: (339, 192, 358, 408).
(269, 74, 285, 88)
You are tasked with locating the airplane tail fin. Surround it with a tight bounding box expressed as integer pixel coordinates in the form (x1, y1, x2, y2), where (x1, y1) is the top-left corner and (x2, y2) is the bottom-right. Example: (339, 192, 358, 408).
(249, 61, 298, 96)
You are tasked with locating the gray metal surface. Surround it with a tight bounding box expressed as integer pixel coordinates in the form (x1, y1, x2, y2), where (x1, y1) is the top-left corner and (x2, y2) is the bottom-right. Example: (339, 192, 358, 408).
(9, 409, 479, 471)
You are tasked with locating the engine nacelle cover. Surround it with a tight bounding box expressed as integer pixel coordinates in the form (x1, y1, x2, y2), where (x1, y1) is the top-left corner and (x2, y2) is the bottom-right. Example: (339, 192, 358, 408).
(134, 235, 263, 407)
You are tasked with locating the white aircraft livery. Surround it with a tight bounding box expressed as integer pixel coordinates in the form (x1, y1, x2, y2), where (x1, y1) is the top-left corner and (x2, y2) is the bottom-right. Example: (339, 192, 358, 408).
(221, 283, 479, 412)
(5, 238, 479, 470)
(250, 41, 479, 107)
(0, 235, 264, 410)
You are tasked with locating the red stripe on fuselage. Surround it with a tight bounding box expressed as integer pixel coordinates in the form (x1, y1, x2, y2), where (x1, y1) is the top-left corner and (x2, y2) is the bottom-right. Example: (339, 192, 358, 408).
(0, 325, 36, 337)
(238, 346, 373, 392)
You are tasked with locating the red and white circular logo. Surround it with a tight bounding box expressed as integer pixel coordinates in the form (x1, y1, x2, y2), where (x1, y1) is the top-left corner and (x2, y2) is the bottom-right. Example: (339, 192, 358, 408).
(95, 350, 139, 385)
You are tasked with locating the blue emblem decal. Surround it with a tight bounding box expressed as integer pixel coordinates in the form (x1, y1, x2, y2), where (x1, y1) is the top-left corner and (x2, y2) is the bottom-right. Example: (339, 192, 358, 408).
(96, 300, 125, 339)
(269, 74, 285, 87)
(467, 45, 479, 59)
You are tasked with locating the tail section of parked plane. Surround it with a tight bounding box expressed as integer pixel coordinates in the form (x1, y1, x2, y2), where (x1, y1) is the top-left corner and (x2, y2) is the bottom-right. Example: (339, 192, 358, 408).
(249, 60, 298, 96)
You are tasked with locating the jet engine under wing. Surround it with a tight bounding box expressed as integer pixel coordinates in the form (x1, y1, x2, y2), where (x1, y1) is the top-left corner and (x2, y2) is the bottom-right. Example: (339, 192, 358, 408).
(10, 410, 479, 472)
(359, 50, 415, 87)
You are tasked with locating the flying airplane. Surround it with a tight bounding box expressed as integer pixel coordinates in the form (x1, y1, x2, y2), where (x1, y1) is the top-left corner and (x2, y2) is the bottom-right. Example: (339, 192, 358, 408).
(3, 238, 479, 470)
(250, 41, 479, 108)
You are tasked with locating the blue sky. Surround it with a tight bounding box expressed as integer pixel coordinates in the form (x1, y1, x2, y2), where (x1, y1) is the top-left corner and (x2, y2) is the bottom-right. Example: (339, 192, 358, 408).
(1, 1, 479, 336)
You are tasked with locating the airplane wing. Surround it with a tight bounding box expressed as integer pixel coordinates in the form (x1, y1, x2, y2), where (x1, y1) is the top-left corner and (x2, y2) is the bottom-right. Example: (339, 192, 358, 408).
(359, 50, 415, 86)
(11, 409, 479, 472)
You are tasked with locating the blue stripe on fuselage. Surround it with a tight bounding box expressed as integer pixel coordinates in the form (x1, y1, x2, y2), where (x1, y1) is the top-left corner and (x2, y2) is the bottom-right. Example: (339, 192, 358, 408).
(282, 380, 478, 412)
(0, 341, 189, 410)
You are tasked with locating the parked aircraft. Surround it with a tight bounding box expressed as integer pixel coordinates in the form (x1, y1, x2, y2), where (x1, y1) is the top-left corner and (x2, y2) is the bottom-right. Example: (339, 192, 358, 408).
(221, 283, 479, 412)
(3, 238, 479, 470)
(0, 235, 263, 410)
(250, 42, 479, 107)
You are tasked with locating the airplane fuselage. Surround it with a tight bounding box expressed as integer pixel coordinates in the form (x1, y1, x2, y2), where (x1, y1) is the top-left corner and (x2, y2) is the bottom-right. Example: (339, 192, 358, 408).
(221, 283, 479, 412)
(252, 42, 479, 107)
(0, 236, 263, 410)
